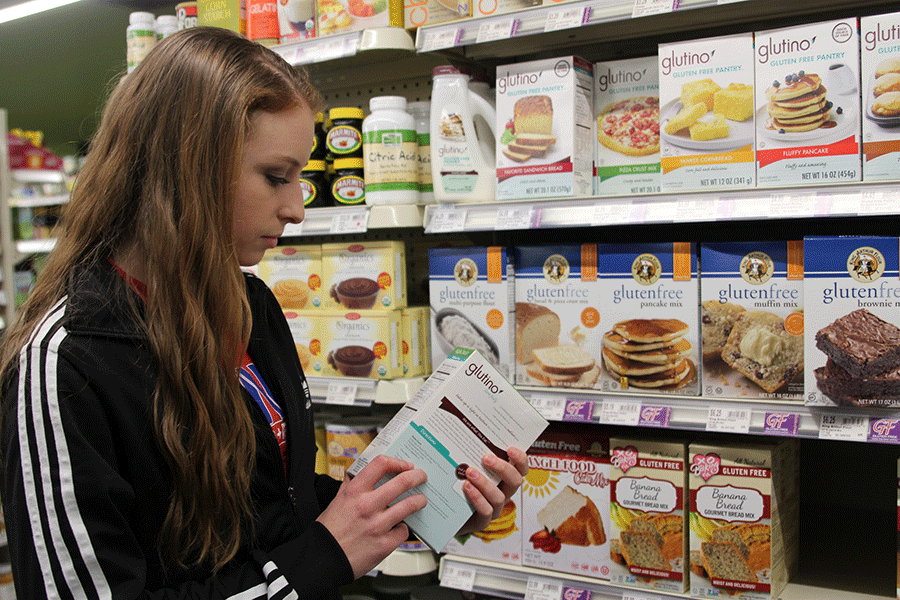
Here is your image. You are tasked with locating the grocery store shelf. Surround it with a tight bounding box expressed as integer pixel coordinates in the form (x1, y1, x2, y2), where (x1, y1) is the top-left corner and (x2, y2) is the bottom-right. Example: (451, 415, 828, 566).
(377, 544, 439, 576)
(8, 193, 69, 208)
(16, 238, 55, 254)
(282, 204, 425, 237)
(308, 375, 425, 406)
(271, 27, 414, 67)
(11, 169, 64, 184)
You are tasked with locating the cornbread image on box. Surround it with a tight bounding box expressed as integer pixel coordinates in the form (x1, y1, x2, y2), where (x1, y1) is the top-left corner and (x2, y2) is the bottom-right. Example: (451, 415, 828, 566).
(700, 241, 805, 401)
(596, 242, 700, 396)
(594, 56, 661, 195)
(258, 245, 323, 309)
(513, 244, 601, 388)
(755, 18, 862, 186)
(318, 309, 403, 379)
(282, 309, 324, 375)
(322, 241, 406, 310)
(317, 0, 403, 37)
(609, 438, 688, 593)
(401, 306, 430, 378)
(496, 56, 594, 200)
(804, 236, 900, 407)
(862, 12, 900, 181)
(442, 489, 523, 565)
(658, 33, 756, 192)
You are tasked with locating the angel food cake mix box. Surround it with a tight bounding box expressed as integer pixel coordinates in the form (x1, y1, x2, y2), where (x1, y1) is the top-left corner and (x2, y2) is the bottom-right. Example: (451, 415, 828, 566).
(699, 241, 805, 401)
(861, 12, 900, 181)
(658, 33, 756, 192)
(754, 18, 862, 187)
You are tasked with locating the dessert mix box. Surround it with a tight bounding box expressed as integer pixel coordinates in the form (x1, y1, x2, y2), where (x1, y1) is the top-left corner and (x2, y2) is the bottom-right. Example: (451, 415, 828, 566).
(404, 0, 468, 29)
(442, 487, 523, 565)
(400, 306, 430, 378)
(321, 241, 406, 311)
(699, 241, 805, 401)
(315, 309, 403, 379)
(594, 56, 661, 196)
(316, 0, 403, 37)
(258, 245, 324, 309)
(804, 236, 900, 407)
(429, 247, 515, 379)
(596, 242, 701, 396)
(754, 18, 862, 187)
(496, 56, 594, 201)
(471, 0, 537, 18)
(512, 244, 602, 388)
(609, 437, 688, 594)
(282, 309, 324, 376)
(861, 12, 900, 181)
(658, 33, 757, 192)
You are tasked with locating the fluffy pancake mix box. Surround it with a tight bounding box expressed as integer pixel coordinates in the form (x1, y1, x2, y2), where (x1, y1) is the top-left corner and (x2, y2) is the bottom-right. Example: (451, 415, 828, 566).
(596, 242, 700, 396)
(700, 241, 805, 401)
(754, 18, 862, 187)
(594, 56, 661, 196)
(429, 246, 515, 379)
(513, 244, 601, 388)
(804, 236, 900, 407)
(321, 241, 406, 310)
(609, 437, 688, 594)
(317, 309, 403, 379)
(496, 56, 594, 201)
(658, 33, 756, 192)
(258, 245, 323, 309)
(861, 12, 900, 181)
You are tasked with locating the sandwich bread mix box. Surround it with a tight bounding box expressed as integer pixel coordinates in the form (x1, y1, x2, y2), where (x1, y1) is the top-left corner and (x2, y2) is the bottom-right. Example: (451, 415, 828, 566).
(258, 245, 324, 309)
(700, 241, 805, 401)
(861, 12, 900, 181)
(658, 33, 757, 192)
(321, 241, 406, 310)
(754, 18, 862, 187)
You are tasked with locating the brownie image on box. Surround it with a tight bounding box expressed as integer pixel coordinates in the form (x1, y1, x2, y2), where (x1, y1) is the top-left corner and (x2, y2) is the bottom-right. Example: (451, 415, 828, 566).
(814, 359, 900, 407)
(814, 309, 900, 378)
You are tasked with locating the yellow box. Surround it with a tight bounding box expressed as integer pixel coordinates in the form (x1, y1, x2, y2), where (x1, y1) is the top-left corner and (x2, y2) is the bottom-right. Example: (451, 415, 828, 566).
(714, 83, 754, 122)
(318, 309, 404, 379)
(321, 241, 407, 310)
(317, 0, 404, 36)
(681, 78, 721, 112)
(197, 0, 245, 33)
(401, 306, 430, 378)
(689, 114, 729, 141)
(258, 245, 323, 309)
(282, 309, 325, 375)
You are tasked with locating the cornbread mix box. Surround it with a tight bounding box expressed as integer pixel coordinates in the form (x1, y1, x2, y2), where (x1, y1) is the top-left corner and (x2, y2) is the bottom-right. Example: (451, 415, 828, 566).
(688, 439, 800, 600)
(754, 18, 862, 187)
(282, 309, 325, 376)
(658, 33, 756, 192)
(258, 245, 323, 309)
(496, 56, 594, 201)
(429, 246, 515, 379)
(699, 241, 805, 401)
(861, 12, 900, 181)
(596, 242, 700, 396)
(804, 236, 900, 407)
(522, 423, 612, 580)
(401, 306, 430, 378)
(316, 309, 403, 379)
(512, 244, 601, 388)
(316, 0, 403, 37)
(594, 55, 661, 196)
(609, 437, 688, 594)
(442, 488, 523, 565)
(321, 241, 406, 310)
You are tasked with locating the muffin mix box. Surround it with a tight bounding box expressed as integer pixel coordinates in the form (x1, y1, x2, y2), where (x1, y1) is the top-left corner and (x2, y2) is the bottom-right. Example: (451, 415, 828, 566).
(699, 241, 805, 401)
(658, 33, 757, 192)
(429, 247, 515, 379)
(861, 12, 900, 181)
(609, 437, 688, 594)
(442, 488, 523, 565)
(400, 306, 430, 378)
(804, 236, 900, 407)
(596, 242, 700, 396)
(258, 245, 324, 309)
(496, 56, 594, 201)
(316, 309, 403, 379)
(512, 244, 601, 389)
(594, 55, 661, 196)
(754, 18, 862, 187)
(282, 309, 324, 377)
(321, 241, 406, 311)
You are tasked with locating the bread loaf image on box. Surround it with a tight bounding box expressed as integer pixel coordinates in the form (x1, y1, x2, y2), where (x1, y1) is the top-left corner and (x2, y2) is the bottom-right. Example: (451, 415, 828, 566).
(516, 302, 561, 364)
(701, 540, 759, 584)
(502, 95, 556, 164)
(530, 485, 606, 550)
(619, 529, 670, 571)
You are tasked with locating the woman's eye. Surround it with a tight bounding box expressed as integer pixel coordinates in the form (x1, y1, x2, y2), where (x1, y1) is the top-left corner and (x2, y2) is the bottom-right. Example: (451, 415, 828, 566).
(266, 174, 291, 186)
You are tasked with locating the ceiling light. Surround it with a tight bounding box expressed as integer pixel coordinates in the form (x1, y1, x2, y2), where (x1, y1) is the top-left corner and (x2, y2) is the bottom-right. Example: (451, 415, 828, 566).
(0, 0, 83, 24)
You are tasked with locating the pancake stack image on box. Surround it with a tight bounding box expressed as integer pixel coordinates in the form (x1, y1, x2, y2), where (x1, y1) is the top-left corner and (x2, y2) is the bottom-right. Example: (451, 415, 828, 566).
(602, 319, 695, 390)
(764, 72, 833, 133)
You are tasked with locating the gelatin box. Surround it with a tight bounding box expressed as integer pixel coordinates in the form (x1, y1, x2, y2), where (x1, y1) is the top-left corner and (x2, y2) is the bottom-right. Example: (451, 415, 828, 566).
(861, 12, 900, 181)
(321, 241, 407, 310)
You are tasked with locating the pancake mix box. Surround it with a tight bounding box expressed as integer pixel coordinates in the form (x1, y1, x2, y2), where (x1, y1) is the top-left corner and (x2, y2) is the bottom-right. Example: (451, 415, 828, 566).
(596, 242, 700, 396)
(442, 488, 523, 565)
(754, 18, 862, 187)
(259, 245, 323, 309)
(658, 33, 757, 192)
(804, 236, 900, 407)
(699, 241, 805, 401)
(861, 12, 900, 181)
(321, 241, 406, 310)
(594, 56, 661, 196)
(609, 437, 688, 594)
(496, 56, 594, 201)
(316, 309, 403, 379)
(513, 244, 601, 388)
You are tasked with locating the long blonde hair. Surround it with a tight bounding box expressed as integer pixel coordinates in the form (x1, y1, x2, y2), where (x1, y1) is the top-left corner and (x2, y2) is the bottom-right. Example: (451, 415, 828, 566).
(1, 27, 322, 572)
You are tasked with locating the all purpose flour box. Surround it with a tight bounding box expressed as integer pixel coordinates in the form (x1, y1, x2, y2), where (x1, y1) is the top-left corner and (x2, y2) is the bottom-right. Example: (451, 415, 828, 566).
(861, 11, 900, 181)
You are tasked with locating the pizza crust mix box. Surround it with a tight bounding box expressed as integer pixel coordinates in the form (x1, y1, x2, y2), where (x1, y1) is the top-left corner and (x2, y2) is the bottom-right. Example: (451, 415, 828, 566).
(861, 12, 900, 181)
(754, 18, 862, 187)
(594, 56, 661, 196)
(258, 245, 323, 309)
(804, 236, 900, 407)
(321, 241, 406, 310)
(700, 241, 805, 401)
(658, 33, 756, 192)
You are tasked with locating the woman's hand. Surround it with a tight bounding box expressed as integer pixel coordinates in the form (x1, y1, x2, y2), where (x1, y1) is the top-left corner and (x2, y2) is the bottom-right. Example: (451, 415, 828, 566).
(317, 454, 427, 579)
(457, 447, 528, 536)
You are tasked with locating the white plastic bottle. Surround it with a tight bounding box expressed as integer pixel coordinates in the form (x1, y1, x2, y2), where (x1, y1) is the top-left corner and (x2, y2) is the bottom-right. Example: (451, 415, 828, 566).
(126, 12, 157, 73)
(406, 101, 434, 205)
(430, 66, 497, 202)
(363, 96, 420, 205)
(155, 15, 179, 40)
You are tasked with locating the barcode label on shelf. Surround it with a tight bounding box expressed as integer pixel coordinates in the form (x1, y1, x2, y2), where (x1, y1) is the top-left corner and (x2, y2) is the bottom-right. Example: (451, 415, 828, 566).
(525, 577, 562, 600)
(325, 382, 358, 406)
(496, 205, 537, 229)
(818, 413, 868, 441)
(477, 18, 518, 42)
(421, 27, 463, 51)
(330, 210, 368, 234)
(441, 564, 476, 591)
(528, 394, 566, 421)
(860, 190, 891, 214)
(598, 399, 641, 426)
(675, 198, 707, 221)
(632, 0, 678, 18)
(622, 591, 665, 600)
(429, 204, 467, 232)
(706, 406, 751, 433)
(592, 200, 633, 225)
(544, 6, 590, 31)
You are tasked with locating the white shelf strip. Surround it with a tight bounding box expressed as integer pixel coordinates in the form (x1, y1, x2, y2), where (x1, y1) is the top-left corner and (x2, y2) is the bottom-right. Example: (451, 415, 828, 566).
(8, 193, 69, 208)
(11, 169, 64, 184)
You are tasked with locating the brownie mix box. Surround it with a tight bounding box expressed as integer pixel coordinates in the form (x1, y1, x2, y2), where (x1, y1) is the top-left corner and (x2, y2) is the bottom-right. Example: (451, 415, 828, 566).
(754, 18, 862, 187)
(804, 236, 900, 407)
(699, 241, 805, 401)
(258, 245, 324, 309)
(658, 33, 757, 192)
(861, 12, 900, 181)
(321, 241, 406, 310)
(596, 242, 700, 396)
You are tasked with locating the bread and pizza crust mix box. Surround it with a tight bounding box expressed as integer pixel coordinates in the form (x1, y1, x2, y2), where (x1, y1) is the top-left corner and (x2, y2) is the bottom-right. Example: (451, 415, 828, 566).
(512, 244, 601, 388)
(596, 242, 700, 396)
(699, 241, 805, 401)
(258, 245, 324, 310)
(315, 309, 403, 379)
(754, 18, 862, 187)
(658, 33, 756, 192)
(321, 241, 406, 311)
(861, 12, 900, 181)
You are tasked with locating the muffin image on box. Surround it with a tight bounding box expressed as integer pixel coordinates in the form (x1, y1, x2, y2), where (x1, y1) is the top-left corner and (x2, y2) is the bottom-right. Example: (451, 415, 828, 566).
(701, 300, 747, 363)
(720, 310, 804, 394)
(501, 95, 557, 163)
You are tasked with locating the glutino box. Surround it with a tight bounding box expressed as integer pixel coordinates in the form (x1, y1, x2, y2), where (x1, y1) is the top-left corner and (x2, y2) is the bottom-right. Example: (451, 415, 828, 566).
(861, 12, 900, 181)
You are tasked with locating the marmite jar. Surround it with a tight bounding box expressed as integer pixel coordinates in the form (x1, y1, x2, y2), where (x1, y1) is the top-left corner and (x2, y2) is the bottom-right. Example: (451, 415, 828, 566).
(326, 107, 364, 160)
(331, 158, 365, 206)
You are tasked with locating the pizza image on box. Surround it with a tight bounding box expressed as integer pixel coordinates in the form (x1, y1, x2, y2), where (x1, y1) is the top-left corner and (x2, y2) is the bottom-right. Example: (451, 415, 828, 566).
(596, 96, 660, 157)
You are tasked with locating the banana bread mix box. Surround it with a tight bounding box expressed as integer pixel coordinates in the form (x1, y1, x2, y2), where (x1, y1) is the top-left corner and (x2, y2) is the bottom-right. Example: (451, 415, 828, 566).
(316, 309, 403, 379)
(609, 437, 688, 594)
(321, 241, 406, 311)
(513, 244, 601, 389)
(861, 12, 900, 181)
(596, 242, 700, 396)
(496, 56, 594, 201)
(804, 236, 900, 407)
(259, 245, 324, 309)
(699, 241, 805, 401)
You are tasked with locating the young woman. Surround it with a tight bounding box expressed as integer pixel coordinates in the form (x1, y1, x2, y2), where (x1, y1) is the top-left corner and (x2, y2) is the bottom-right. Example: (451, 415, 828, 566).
(0, 27, 528, 599)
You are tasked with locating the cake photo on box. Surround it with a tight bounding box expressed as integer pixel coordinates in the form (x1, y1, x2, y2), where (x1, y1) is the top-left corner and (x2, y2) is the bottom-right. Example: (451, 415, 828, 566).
(501, 95, 557, 164)
(529, 485, 606, 552)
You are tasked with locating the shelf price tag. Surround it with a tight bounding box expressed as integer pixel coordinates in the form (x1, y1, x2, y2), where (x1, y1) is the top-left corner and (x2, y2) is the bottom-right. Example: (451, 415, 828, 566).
(632, 0, 678, 18)
(818, 413, 868, 441)
(477, 18, 518, 42)
(592, 200, 633, 225)
(330, 209, 369, 234)
(325, 382, 358, 406)
(763, 412, 800, 436)
(562, 398, 594, 422)
(441, 563, 476, 591)
(544, 6, 590, 31)
(706, 406, 751, 434)
(622, 591, 665, 600)
(525, 577, 562, 600)
(528, 394, 566, 421)
(860, 190, 891, 215)
(771, 193, 816, 218)
(495, 205, 537, 229)
(675, 198, 709, 222)
(421, 27, 463, 52)
(598, 399, 641, 426)
(428, 204, 468, 232)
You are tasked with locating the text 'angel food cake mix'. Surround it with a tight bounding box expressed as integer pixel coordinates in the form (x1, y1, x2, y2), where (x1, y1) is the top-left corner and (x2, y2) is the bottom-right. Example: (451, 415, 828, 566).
(658, 33, 756, 192)
(804, 236, 900, 407)
(861, 12, 900, 181)
(754, 18, 862, 187)
(597, 243, 700, 396)
(700, 241, 805, 401)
